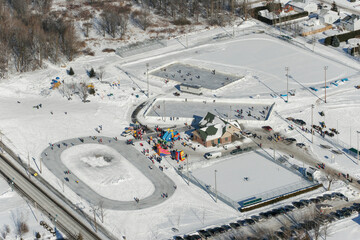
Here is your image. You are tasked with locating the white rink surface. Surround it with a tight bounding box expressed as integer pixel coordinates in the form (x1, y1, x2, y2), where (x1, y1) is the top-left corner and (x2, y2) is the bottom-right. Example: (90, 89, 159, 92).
(192, 150, 306, 202)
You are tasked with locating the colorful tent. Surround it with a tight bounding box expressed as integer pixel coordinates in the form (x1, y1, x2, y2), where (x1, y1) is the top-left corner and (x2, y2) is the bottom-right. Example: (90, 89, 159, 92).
(156, 144, 171, 156)
(175, 150, 185, 162)
(162, 129, 180, 142)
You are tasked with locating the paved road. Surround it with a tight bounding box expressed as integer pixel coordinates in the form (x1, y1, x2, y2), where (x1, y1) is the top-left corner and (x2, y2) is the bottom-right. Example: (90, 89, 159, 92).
(41, 137, 176, 210)
(0, 153, 102, 240)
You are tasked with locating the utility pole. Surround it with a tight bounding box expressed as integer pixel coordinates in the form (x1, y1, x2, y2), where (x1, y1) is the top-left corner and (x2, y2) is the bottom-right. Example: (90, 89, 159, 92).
(146, 63, 149, 98)
(93, 208, 97, 232)
(163, 100, 165, 122)
(311, 104, 314, 143)
(285, 67, 289, 103)
(273, 147, 276, 160)
(357, 131, 360, 163)
(350, 125, 352, 148)
(324, 66, 328, 103)
(186, 156, 190, 185)
(214, 170, 218, 203)
(54, 214, 58, 231)
(337, 120, 339, 143)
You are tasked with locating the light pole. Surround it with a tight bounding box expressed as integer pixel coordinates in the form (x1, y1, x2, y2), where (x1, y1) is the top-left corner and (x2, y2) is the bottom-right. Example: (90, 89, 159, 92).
(214, 170, 218, 203)
(146, 63, 149, 98)
(54, 214, 58, 231)
(11, 177, 14, 191)
(357, 131, 360, 163)
(311, 104, 314, 143)
(324, 66, 328, 103)
(186, 156, 190, 185)
(285, 67, 289, 103)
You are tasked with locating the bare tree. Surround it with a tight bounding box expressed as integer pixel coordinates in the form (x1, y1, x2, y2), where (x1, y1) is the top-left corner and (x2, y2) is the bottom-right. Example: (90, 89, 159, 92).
(98, 200, 105, 223)
(98, 66, 105, 82)
(1, 224, 10, 239)
(79, 81, 89, 102)
(83, 22, 92, 38)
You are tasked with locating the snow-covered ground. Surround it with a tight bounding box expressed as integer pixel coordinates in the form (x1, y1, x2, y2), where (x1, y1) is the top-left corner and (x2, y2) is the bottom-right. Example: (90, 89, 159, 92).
(0, 176, 58, 240)
(1, 19, 360, 239)
(61, 144, 155, 201)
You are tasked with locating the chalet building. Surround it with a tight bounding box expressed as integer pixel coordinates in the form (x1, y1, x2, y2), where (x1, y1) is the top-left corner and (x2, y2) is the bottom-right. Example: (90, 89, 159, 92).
(192, 112, 242, 147)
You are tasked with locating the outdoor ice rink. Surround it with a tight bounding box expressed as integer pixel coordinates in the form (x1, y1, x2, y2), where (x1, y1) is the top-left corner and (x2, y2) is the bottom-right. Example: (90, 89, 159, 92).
(151, 63, 241, 90)
(146, 99, 273, 121)
(192, 150, 312, 204)
(125, 34, 357, 98)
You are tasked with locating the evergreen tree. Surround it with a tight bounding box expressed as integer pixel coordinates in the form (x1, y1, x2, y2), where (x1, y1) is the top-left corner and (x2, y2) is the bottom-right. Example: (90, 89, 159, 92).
(331, 1, 338, 12)
(331, 35, 340, 47)
(69, 67, 74, 75)
(89, 67, 96, 78)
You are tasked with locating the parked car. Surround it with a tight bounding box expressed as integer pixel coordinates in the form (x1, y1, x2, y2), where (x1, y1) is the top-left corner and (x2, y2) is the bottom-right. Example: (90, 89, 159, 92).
(262, 126, 273, 131)
(293, 119, 306, 126)
(284, 205, 295, 211)
(245, 218, 256, 225)
(285, 138, 297, 142)
(197, 230, 211, 238)
(229, 222, 240, 229)
(230, 148, 243, 155)
(173, 92, 180, 96)
(204, 151, 222, 159)
(220, 225, 231, 231)
(296, 143, 306, 148)
(251, 215, 261, 222)
(237, 220, 247, 226)
(323, 194, 332, 201)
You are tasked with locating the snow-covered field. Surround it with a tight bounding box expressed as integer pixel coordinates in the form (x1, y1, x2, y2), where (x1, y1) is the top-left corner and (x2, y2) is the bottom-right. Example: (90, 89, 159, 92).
(1, 19, 360, 239)
(61, 144, 155, 201)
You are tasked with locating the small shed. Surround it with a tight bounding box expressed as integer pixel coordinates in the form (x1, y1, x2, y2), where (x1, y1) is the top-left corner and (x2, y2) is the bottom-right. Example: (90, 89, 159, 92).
(179, 83, 202, 95)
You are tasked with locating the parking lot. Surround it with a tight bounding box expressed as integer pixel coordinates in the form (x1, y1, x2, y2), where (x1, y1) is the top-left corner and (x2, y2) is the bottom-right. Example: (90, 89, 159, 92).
(175, 191, 357, 239)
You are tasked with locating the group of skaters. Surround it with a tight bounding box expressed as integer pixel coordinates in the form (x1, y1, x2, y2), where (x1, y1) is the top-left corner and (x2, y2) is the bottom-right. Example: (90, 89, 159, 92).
(235, 106, 269, 120)
(161, 193, 168, 198)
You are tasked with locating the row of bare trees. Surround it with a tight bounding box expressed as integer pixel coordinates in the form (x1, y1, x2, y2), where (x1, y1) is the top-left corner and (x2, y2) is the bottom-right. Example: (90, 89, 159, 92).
(0, 0, 82, 78)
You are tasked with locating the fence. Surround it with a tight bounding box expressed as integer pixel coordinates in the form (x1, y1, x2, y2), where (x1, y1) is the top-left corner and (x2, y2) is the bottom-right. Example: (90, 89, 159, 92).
(237, 180, 318, 208)
(116, 39, 167, 58)
(175, 168, 240, 210)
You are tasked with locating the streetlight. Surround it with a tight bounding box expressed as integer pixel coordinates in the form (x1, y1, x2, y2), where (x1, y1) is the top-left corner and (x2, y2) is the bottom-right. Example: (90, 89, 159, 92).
(311, 104, 314, 143)
(324, 66, 328, 103)
(357, 131, 360, 163)
(146, 63, 149, 98)
(11, 177, 14, 191)
(285, 67, 289, 103)
(214, 170, 218, 203)
(54, 214, 58, 231)
(186, 156, 190, 185)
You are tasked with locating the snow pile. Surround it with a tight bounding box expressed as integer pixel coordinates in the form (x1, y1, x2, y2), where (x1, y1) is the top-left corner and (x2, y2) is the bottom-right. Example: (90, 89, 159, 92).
(61, 144, 155, 200)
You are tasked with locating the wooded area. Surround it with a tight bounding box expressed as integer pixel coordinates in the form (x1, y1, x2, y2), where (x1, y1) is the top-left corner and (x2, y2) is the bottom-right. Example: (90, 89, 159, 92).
(0, 0, 249, 78)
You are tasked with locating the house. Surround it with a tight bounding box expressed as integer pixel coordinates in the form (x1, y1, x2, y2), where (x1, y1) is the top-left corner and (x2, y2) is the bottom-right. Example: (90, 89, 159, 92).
(179, 83, 202, 95)
(318, 9, 339, 25)
(192, 112, 242, 147)
(341, 14, 360, 31)
(287, 0, 318, 13)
